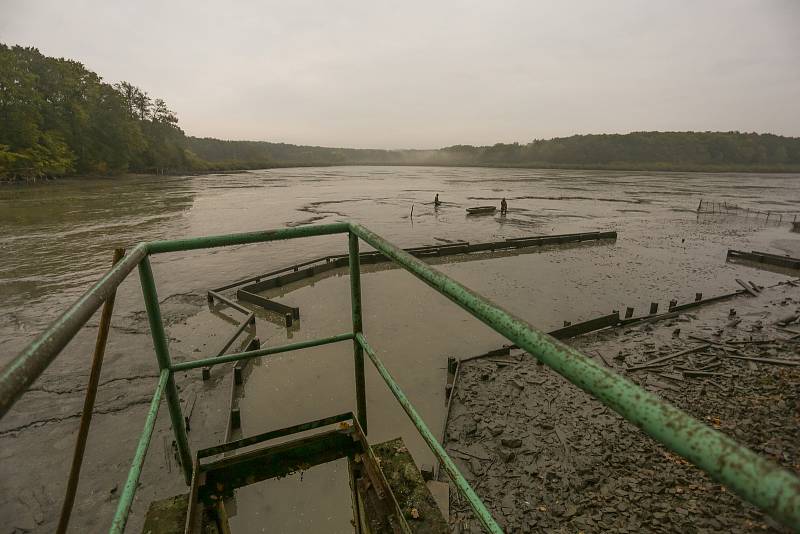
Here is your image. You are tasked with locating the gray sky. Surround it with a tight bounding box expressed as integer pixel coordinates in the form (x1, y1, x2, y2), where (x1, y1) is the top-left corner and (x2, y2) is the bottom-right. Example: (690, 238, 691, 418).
(2, 1, 799, 148)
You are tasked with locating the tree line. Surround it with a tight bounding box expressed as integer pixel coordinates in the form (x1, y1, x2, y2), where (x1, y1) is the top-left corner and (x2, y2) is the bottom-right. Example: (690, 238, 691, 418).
(0, 44, 188, 180)
(187, 132, 800, 173)
(437, 132, 800, 170)
(2, 44, 799, 181)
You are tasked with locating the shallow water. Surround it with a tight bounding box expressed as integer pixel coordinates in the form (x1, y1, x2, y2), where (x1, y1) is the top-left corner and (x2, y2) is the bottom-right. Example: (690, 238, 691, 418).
(1, 167, 799, 531)
(2, 166, 799, 360)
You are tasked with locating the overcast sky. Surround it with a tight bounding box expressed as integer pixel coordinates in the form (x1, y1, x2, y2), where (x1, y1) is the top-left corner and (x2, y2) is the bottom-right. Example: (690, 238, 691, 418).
(2, 1, 798, 148)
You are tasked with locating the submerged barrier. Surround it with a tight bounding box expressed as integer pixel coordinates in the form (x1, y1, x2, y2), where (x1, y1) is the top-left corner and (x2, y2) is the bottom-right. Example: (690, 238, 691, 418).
(727, 249, 800, 271)
(214, 230, 618, 326)
(460, 281, 769, 363)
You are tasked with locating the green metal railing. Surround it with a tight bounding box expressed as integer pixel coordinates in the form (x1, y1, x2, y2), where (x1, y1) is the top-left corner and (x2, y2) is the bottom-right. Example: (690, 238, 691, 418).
(1, 222, 800, 533)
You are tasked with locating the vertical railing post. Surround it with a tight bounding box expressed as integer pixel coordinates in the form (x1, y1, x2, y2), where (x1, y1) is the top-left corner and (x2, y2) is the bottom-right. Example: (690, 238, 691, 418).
(348, 232, 368, 433)
(138, 256, 193, 484)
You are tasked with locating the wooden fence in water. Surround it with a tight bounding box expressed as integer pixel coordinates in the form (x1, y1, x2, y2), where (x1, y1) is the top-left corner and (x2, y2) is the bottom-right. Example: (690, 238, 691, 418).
(696, 198, 800, 226)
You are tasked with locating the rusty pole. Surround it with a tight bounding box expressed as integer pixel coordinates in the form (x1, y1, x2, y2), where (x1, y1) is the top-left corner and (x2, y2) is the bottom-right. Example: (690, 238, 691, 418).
(57, 248, 125, 534)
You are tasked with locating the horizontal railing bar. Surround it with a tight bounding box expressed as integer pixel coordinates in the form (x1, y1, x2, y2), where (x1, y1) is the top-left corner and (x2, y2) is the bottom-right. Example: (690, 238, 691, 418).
(109, 369, 169, 534)
(198, 412, 354, 459)
(170, 332, 354, 372)
(0, 244, 148, 419)
(146, 223, 350, 254)
(349, 222, 800, 528)
(356, 333, 502, 534)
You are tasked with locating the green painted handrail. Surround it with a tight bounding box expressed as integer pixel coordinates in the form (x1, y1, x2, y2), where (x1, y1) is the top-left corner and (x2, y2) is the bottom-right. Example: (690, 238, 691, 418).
(357, 333, 503, 534)
(4, 221, 800, 532)
(170, 332, 354, 372)
(349, 222, 800, 529)
(110, 369, 169, 534)
(146, 222, 350, 254)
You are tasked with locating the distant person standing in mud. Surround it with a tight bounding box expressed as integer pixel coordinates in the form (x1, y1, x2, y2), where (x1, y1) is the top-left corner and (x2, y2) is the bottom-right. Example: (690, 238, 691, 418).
(434, 193, 441, 207)
(500, 198, 508, 214)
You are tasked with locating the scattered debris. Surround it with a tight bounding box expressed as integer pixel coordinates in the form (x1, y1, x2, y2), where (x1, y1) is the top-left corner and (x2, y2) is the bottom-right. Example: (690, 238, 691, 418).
(444, 280, 800, 533)
(625, 344, 710, 371)
(736, 278, 760, 297)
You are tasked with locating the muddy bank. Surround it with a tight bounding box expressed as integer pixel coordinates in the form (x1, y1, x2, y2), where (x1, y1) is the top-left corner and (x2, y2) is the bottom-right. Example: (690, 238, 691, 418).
(0, 294, 242, 533)
(444, 281, 800, 533)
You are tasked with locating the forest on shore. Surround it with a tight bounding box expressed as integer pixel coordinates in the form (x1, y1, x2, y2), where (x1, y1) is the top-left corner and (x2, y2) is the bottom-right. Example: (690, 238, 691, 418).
(2, 44, 800, 182)
(187, 132, 800, 173)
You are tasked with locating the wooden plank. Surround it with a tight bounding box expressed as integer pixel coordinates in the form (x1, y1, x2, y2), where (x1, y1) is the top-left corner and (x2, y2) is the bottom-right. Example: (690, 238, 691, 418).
(460, 311, 621, 364)
(669, 290, 747, 313)
(201, 314, 256, 378)
(626, 344, 710, 371)
(727, 249, 800, 270)
(237, 289, 298, 325)
(548, 312, 620, 340)
(242, 277, 279, 293)
(721, 353, 800, 366)
(735, 278, 760, 297)
(200, 429, 360, 494)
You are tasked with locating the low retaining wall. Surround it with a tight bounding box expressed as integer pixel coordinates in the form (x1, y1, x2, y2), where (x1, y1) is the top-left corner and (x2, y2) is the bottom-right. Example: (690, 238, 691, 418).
(727, 249, 800, 271)
(210, 230, 618, 325)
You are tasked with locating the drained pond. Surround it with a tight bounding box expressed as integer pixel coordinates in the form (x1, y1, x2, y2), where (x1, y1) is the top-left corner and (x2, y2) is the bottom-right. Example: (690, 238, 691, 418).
(1, 167, 799, 532)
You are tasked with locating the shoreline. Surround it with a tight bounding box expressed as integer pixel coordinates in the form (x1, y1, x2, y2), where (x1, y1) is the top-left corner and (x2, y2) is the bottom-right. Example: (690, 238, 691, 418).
(3, 162, 800, 185)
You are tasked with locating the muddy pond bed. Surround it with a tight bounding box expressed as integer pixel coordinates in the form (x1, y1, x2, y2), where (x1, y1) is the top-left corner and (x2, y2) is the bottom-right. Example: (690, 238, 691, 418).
(445, 281, 800, 533)
(1, 167, 799, 532)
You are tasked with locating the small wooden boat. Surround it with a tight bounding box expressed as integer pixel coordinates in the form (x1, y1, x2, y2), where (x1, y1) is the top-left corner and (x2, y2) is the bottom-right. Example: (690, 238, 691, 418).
(466, 206, 496, 215)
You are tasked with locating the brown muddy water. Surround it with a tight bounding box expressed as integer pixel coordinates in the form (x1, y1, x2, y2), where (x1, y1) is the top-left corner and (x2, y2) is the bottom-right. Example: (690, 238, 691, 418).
(1, 167, 799, 533)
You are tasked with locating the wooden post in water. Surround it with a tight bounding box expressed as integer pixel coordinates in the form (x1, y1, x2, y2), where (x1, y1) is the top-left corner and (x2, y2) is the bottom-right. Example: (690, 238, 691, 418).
(57, 248, 125, 534)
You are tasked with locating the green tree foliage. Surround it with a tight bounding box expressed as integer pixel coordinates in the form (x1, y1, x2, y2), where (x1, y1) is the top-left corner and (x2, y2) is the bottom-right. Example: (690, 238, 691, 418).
(189, 132, 800, 173)
(2, 44, 799, 180)
(185, 137, 405, 170)
(469, 132, 800, 169)
(0, 44, 188, 180)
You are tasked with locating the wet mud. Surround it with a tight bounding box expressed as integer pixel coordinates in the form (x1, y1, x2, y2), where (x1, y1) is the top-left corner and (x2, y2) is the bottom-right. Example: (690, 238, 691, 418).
(445, 282, 800, 533)
(1, 167, 799, 532)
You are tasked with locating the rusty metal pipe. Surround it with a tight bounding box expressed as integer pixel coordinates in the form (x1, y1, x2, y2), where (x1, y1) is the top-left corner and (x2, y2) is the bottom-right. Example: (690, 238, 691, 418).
(56, 248, 125, 534)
